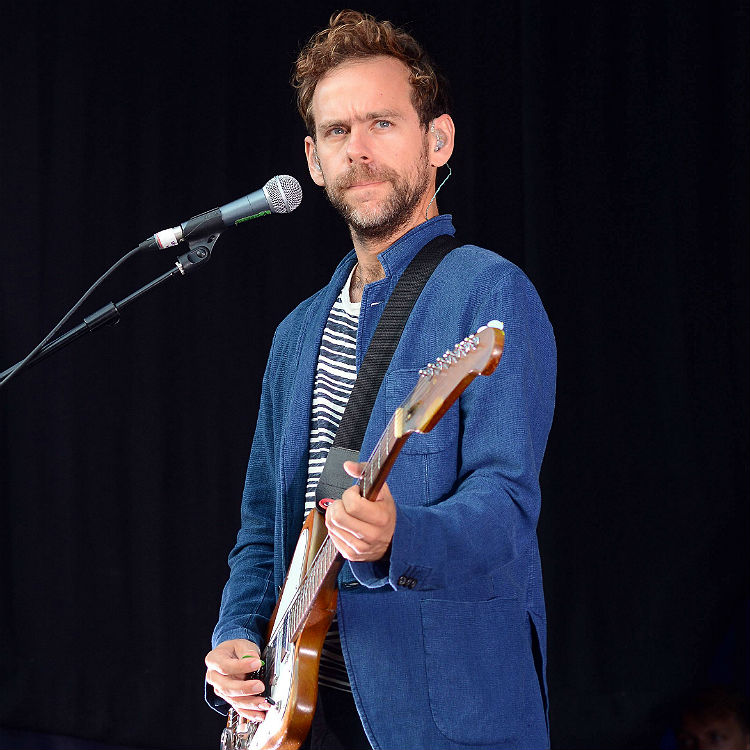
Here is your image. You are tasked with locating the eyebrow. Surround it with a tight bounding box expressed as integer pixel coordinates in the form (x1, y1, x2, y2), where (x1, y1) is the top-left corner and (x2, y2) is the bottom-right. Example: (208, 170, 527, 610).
(317, 109, 404, 133)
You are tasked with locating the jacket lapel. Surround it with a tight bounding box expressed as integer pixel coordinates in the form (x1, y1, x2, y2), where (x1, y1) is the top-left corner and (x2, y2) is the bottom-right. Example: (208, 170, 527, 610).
(278, 255, 357, 569)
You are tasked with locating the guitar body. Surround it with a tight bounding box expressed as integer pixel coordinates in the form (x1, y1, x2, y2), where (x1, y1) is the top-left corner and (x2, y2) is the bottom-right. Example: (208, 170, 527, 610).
(222, 511, 341, 750)
(220, 323, 505, 750)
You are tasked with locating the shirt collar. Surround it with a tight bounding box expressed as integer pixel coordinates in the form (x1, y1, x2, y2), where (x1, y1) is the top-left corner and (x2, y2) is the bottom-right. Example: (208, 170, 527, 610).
(377, 214, 456, 278)
(327, 214, 457, 292)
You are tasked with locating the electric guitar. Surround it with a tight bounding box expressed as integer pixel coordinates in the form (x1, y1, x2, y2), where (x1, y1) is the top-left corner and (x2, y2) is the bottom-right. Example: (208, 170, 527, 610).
(220, 321, 506, 750)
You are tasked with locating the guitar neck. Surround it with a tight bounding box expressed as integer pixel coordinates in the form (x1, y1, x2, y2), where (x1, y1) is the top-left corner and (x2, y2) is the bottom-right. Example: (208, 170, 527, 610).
(285, 325, 506, 644)
(286, 413, 406, 642)
(360, 406, 406, 500)
(223, 325, 505, 750)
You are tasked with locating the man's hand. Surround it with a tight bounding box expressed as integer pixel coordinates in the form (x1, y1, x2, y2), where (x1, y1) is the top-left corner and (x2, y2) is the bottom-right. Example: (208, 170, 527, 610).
(325, 460, 396, 561)
(205, 639, 271, 724)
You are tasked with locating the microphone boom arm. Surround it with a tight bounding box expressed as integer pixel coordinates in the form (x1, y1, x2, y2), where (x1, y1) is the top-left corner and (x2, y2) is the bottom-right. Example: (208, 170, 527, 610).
(0, 233, 219, 383)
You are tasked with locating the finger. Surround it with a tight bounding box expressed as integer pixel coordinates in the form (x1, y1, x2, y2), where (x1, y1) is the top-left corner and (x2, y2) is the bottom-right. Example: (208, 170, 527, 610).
(326, 512, 383, 559)
(214, 690, 268, 724)
(327, 502, 376, 539)
(206, 651, 262, 675)
(214, 688, 272, 712)
(206, 671, 266, 698)
(235, 707, 267, 723)
(343, 460, 365, 478)
(341, 473, 394, 506)
(235, 653, 263, 673)
(229, 696, 272, 712)
(326, 524, 365, 559)
(336, 492, 391, 526)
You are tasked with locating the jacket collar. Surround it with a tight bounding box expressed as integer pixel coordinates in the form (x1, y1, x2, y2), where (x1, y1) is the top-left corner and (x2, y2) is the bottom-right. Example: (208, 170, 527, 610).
(377, 214, 456, 280)
(327, 214, 457, 291)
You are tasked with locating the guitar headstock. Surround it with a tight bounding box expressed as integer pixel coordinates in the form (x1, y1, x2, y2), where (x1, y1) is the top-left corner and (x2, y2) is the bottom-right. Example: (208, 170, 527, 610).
(399, 321, 505, 436)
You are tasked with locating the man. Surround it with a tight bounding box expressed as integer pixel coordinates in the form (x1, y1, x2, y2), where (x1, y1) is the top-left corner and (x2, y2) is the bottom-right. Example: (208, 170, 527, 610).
(205, 10, 556, 750)
(677, 687, 750, 750)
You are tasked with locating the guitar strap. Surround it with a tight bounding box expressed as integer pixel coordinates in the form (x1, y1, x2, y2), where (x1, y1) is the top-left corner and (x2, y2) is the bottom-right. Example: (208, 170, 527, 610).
(315, 233, 460, 513)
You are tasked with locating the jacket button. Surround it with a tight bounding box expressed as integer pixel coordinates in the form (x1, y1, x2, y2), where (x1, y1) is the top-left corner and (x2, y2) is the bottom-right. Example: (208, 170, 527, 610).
(408, 578, 417, 589)
(397, 575, 408, 586)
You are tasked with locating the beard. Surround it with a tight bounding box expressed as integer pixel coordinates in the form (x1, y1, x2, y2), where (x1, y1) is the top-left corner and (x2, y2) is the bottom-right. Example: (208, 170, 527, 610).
(323, 140, 432, 243)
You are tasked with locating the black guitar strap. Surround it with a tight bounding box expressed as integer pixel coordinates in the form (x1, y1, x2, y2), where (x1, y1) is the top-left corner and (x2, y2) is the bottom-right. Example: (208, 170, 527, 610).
(315, 233, 460, 513)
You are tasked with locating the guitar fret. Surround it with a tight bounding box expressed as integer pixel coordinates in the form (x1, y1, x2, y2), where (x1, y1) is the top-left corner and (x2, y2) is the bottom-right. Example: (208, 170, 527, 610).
(222, 327, 505, 748)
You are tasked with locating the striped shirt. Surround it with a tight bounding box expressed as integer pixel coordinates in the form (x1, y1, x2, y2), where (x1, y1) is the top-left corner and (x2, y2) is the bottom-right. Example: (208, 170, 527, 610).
(304, 267, 359, 691)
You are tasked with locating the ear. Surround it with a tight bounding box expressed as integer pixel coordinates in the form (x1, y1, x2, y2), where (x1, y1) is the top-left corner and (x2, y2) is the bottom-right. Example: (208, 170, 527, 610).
(304, 135, 326, 186)
(429, 114, 455, 167)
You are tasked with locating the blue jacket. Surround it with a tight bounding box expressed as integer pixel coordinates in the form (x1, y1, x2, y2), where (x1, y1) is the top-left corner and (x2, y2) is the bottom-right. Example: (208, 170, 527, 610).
(211, 215, 556, 749)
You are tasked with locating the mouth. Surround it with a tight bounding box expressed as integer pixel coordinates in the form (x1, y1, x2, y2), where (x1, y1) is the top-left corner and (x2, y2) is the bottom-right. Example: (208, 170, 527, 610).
(346, 181, 386, 190)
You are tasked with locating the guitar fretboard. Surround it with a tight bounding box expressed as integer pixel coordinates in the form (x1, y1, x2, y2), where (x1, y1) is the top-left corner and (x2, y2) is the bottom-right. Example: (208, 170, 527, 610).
(278, 329, 498, 646)
(223, 326, 503, 749)
(282, 409, 404, 644)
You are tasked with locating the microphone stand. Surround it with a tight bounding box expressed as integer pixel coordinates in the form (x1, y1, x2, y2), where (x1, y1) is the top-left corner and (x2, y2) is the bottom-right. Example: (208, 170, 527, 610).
(0, 235, 220, 382)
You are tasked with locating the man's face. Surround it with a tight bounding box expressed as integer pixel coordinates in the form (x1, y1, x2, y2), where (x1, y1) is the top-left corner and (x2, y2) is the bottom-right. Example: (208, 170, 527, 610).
(306, 56, 434, 241)
(678, 713, 750, 750)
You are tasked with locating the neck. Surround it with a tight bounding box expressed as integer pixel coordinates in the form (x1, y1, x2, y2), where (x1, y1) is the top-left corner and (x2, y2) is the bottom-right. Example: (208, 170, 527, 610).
(349, 248, 383, 303)
(349, 201, 438, 302)
(348, 197, 440, 302)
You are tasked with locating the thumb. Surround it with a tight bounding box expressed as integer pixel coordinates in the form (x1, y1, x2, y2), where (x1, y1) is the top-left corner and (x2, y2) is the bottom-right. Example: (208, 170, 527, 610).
(343, 460, 365, 479)
(232, 639, 262, 670)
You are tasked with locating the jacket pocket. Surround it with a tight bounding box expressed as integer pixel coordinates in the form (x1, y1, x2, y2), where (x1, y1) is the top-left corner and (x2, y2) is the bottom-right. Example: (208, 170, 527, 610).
(421, 597, 530, 745)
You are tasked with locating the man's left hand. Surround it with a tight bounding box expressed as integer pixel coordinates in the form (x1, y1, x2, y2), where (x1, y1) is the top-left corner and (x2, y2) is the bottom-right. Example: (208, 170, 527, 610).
(324, 460, 396, 561)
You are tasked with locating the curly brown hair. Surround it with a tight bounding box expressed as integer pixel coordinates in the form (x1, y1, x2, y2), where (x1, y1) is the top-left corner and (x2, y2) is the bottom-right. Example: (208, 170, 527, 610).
(293, 10, 450, 137)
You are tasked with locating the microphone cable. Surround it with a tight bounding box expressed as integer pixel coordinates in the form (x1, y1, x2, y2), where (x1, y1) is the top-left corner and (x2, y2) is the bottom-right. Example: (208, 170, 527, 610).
(0, 245, 141, 389)
(1, 176, 302, 389)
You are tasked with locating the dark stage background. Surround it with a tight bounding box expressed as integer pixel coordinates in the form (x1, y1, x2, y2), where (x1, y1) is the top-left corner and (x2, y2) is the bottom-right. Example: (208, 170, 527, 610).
(1, 1, 747, 748)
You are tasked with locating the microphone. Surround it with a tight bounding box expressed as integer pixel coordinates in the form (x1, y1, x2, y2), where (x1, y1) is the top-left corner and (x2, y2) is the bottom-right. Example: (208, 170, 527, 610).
(138, 175, 302, 251)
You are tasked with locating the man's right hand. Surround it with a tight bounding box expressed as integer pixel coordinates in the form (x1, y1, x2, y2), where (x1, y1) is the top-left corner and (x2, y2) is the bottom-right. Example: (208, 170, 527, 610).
(205, 639, 271, 723)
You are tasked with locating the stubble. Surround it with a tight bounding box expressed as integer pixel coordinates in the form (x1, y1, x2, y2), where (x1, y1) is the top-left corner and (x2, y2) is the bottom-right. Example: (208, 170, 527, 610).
(323, 139, 432, 243)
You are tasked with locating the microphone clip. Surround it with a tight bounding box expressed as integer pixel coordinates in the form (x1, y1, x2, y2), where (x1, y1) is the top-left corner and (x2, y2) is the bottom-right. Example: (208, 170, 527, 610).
(174, 231, 221, 276)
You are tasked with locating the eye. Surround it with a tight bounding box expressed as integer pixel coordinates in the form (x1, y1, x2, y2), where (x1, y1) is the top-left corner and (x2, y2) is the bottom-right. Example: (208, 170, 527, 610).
(375, 120, 393, 129)
(325, 126, 346, 137)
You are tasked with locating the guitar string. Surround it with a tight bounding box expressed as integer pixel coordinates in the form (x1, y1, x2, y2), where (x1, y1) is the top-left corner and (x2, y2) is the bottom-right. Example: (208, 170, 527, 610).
(282, 418, 393, 642)
(282, 369, 438, 638)
(276, 341, 484, 643)
(226, 341, 485, 738)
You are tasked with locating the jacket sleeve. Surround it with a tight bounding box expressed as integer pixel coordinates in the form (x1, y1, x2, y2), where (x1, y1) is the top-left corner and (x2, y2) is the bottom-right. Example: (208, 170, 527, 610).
(211, 333, 280, 649)
(350, 266, 556, 592)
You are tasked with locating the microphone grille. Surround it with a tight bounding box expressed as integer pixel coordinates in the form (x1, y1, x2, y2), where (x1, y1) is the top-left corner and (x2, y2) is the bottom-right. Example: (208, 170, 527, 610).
(264, 175, 303, 214)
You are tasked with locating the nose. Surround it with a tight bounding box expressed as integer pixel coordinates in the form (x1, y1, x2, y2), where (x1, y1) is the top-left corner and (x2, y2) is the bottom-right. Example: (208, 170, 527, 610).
(345, 125, 371, 163)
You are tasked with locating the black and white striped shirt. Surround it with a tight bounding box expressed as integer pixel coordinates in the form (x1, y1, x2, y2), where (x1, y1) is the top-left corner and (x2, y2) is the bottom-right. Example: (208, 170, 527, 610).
(304, 268, 359, 691)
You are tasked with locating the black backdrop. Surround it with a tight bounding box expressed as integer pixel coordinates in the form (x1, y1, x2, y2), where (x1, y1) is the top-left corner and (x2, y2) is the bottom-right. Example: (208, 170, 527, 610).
(1, 2, 747, 748)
